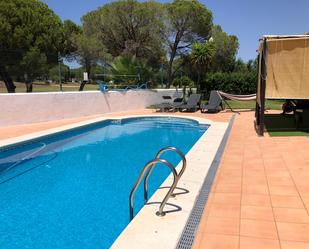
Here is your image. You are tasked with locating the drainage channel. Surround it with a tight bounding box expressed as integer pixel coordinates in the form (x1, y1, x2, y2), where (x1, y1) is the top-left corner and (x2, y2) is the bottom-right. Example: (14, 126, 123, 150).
(176, 113, 236, 249)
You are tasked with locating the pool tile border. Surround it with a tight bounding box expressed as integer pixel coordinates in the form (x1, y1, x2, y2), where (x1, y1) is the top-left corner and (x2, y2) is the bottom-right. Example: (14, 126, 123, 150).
(0, 114, 220, 149)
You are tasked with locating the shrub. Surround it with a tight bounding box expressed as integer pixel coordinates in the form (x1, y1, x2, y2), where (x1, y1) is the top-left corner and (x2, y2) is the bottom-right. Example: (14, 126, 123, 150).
(172, 76, 195, 101)
(201, 72, 257, 96)
(172, 76, 194, 88)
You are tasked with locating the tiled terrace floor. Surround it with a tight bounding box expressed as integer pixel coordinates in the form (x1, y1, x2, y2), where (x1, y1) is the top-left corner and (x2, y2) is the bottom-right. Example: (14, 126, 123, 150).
(193, 111, 309, 249)
(1, 109, 309, 249)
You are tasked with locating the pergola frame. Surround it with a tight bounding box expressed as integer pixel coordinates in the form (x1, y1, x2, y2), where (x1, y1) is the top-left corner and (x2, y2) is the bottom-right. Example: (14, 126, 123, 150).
(255, 35, 309, 136)
(255, 38, 267, 136)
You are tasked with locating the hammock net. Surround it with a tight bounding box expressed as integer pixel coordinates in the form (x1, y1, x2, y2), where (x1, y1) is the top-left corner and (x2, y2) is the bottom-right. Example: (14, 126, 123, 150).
(218, 91, 256, 101)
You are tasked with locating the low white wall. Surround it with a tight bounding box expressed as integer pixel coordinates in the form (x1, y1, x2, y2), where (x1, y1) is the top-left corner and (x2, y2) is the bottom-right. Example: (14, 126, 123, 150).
(0, 89, 182, 127)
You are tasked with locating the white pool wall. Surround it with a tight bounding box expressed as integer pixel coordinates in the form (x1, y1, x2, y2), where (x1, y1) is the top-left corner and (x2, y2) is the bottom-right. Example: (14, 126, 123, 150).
(0, 89, 182, 126)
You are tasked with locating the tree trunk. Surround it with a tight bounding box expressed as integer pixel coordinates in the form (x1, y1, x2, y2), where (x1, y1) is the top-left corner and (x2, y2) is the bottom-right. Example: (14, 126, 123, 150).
(25, 80, 33, 92)
(167, 52, 176, 89)
(197, 70, 201, 94)
(79, 81, 87, 91)
(166, 30, 184, 89)
(183, 86, 187, 102)
(79, 61, 91, 91)
(86, 62, 91, 83)
(0, 66, 16, 93)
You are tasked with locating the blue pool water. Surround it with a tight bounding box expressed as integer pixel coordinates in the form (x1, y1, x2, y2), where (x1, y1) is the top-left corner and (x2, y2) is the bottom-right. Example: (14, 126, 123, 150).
(0, 117, 208, 249)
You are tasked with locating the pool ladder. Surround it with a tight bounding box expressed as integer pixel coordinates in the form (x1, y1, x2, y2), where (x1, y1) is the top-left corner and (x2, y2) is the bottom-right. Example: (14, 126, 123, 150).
(129, 146, 186, 221)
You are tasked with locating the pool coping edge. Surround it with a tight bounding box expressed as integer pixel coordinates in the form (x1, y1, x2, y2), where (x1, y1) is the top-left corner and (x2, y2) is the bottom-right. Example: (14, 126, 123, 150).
(176, 114, 236, 249)
(0, 114, 221, 149)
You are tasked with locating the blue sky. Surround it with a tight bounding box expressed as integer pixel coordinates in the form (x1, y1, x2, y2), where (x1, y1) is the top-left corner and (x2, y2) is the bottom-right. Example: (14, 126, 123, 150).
(43, 0, 309, 62)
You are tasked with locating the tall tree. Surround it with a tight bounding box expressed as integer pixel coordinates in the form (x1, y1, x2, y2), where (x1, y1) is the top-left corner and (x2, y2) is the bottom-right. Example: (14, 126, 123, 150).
(82, 0, 165, 67)
(0, 0, 63, 92)
(164, 0, 213, 87)
(20, 47, 48, 92)
(62, 20, 82, 60)
(211, 25, 239, 72)
(72, 32, 108, 90)
(233, 58, 248, 72)
(49, 63, 70, 83)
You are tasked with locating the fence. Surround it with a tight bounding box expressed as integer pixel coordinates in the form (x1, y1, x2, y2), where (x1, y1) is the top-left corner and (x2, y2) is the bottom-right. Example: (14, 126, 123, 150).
(0, 49, 165, 93)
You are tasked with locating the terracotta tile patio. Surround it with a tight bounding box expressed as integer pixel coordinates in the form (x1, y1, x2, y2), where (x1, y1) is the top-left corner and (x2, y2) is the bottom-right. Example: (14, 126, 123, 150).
(193, 111, 309, 249)
(1, 109, 309, 249)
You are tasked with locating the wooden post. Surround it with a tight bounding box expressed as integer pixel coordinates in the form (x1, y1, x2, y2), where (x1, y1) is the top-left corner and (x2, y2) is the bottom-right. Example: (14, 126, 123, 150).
(259, 39, 267, 136)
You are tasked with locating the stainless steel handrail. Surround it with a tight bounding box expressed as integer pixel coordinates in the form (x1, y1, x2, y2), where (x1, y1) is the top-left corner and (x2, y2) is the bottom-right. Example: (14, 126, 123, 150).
(129, 158, 178, 221)
(143, 146, 186, 202)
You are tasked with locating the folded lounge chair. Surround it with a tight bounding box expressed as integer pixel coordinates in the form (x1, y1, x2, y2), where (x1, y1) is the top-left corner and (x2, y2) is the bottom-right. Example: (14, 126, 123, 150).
(156, 97, 183, 112)
(201, 90, 223, 113)
(177, 93, 201, 112)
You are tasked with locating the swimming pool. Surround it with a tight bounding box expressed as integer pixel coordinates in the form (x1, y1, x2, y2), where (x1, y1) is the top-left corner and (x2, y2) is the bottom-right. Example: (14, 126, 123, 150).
(0, 117, 208, 249)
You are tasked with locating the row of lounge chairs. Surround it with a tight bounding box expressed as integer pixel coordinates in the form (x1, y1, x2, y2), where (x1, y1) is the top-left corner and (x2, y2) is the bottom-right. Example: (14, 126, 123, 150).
(156, 91, 223, 113)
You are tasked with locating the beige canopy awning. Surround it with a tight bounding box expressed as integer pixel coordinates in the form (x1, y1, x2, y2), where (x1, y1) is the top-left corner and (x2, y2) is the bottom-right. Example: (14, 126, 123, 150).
(259, 35, 309, 99)
(256, 35, 309, 136)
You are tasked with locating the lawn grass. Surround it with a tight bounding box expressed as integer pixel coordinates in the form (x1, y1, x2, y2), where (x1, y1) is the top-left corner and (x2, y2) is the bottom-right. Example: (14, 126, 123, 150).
(201, 99, 284, 110)
(0, 81, 99, 93)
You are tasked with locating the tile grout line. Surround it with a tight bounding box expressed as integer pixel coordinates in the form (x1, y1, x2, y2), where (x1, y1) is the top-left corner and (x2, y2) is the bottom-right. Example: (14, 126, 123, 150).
(259, 140, 283, 249)
(277, 148, 309, 218)
(278, 139, 309, 216)
(280, 137, 309, 216)
(239, 127, 245, 249)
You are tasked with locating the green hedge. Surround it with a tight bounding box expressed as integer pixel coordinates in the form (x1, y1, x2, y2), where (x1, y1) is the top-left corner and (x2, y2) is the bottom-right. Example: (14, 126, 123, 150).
(201, 72, 257, 95)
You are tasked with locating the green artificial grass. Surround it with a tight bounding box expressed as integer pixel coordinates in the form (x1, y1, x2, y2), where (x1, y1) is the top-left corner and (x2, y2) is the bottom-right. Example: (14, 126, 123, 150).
(265, 113, 309, 136)
(268, 130, 309, 136)
(224, 99, 284, 110)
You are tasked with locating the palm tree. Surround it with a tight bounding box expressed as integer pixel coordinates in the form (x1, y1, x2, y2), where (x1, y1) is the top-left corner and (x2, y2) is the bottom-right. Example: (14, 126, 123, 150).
(109, 56, 152, 86)
(191, 41, 215, 92)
